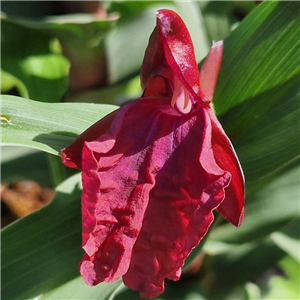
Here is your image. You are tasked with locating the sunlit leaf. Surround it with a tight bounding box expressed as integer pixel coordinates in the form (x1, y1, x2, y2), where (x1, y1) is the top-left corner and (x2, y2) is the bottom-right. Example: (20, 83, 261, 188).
(243, 282, 261, 300)
(1, 70, 15, 93)
(0, 95, 118, 154)
(36, 13, 117, 93)
(1, 11, 118, 98)
(1, 16, 70, 102)
(214, 1, 300, 114)
(263, 255, 300, 300)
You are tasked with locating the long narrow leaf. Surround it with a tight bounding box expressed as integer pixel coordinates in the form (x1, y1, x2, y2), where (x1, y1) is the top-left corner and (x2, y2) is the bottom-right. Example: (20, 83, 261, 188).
(1, 95, 118, 154)
(213, 1, 300, 191)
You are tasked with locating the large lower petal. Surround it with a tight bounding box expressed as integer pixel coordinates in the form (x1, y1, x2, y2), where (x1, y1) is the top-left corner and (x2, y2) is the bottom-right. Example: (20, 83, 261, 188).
(69, 96, 233, 297)
(117, 102, 231, 298)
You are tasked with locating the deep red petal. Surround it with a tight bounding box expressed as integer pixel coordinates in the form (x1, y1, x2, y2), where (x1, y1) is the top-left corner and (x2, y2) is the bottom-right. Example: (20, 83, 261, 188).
(199, 41, 223, 102)
(156, 9, 206, 102)
(60, 110, 118, 169)
(77, 97, 231, 297)
(140, 9, 207, 104)
(208, 108, 245, 227)
(123, 105, 231, 298)
(79, 101, 156, 284)
(140, 27, 163, 93)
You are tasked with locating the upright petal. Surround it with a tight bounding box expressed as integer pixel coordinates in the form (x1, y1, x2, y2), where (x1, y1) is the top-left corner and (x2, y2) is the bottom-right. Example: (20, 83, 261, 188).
(141, 9, 207, 104)
(156, 9, 205, 100)
(140, 26, 165, 94)
(199, 40, 244, 226)
(199, 41, 223, 102)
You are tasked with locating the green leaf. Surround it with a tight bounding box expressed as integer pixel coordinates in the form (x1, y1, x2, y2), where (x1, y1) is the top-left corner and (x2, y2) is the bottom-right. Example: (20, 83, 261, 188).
(41, 278, 125, 300)
(229, 77, 300, 193)
(199, 1, 237, 42)
(1, 11, 118, 98)
(1, 146, 77, 188)
(210, 165, 300, 243)
(212, 1, 300, 191)
(1, 173, 83, 300)
(201, 238, 286, 300)
(1, 70, 16, 92)
(36, 13, 116, 93)
(1, 16, 70, 102)
(46, 153, 67, 187)
(263, 255, 300, 300)
(270, 217, 300, 263)
(1, 146, 52, 187)
(0, 95, 118, 154)
(243, 282, 262, 300)
(214, 1, 300, 114)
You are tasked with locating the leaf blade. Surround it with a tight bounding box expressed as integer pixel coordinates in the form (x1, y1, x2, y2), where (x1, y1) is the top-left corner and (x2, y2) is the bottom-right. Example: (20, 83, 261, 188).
(1, 95, 118, 154)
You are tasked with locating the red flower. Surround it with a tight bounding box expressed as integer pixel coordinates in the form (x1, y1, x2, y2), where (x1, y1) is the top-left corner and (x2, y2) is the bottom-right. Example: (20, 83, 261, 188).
(61, 9, 244, 298)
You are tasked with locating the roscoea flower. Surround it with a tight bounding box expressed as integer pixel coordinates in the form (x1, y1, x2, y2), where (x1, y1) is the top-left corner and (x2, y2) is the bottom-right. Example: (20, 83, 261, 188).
(61, 9, 244, 299)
